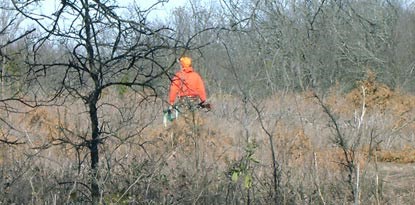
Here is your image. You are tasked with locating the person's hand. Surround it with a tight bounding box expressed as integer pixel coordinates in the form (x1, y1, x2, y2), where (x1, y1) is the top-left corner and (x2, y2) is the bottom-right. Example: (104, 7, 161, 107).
(204, 103, 212, 110)
(199, 101, 212, 110)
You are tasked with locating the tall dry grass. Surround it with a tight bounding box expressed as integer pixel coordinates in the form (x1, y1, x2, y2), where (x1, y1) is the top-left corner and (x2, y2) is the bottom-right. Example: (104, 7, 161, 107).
(1, 77, 415, 204)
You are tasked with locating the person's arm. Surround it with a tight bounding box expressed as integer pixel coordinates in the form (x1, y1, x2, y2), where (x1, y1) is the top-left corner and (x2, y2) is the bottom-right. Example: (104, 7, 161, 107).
(169, 75, 180, 105)
(196, 73, 206, 103)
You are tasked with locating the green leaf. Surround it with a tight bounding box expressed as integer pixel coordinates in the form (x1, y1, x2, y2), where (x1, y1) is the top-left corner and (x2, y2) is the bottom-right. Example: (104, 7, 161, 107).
(249, 157, 260, 163)
(231, 172, 239, 182)
(244, 174, 252, 188)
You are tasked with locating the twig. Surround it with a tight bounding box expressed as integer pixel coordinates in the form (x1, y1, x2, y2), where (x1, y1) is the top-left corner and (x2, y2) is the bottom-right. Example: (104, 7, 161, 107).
(354, 160, 360, 205)
(357, 85, 366, 129)
(313, 152, 326, 205)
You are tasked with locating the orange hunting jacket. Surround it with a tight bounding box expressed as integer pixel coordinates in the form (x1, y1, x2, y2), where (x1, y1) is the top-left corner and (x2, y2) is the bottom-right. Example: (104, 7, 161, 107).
(169, 66, 206, 105)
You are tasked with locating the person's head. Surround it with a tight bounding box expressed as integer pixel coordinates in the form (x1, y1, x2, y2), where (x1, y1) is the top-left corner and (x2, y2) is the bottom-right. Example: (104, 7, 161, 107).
(179, 56, 192, 68)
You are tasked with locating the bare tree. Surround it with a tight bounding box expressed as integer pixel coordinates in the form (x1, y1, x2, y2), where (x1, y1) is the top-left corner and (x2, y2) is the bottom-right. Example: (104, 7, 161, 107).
(11, 0, 179, 203)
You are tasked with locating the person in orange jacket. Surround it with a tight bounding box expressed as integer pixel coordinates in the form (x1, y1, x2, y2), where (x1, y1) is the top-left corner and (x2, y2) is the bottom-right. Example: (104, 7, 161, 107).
(168, 56, 207, 108)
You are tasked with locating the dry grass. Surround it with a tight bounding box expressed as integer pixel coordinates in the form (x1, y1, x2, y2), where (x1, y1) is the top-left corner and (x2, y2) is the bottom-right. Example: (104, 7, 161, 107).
(1, 72, 415, 204)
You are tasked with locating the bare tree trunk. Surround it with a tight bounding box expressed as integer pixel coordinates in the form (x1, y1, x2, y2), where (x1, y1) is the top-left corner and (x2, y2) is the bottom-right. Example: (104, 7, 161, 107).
(1, 57, 4, 99)
(82, 0, 101, 202)
(88, 93, 100, 204)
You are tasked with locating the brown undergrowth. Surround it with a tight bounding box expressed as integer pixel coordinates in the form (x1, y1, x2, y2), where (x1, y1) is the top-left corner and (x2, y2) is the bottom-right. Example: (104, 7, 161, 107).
(346, 70, 415, 130)
(5, 70, 414, 166)
(3, 70, 414, 166)
(150, 110, 238, 168)
(1, 71, 415, 203)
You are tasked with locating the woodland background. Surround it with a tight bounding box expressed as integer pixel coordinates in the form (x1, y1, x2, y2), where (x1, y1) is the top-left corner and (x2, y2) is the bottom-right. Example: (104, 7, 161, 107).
(1, 0, 415, 204)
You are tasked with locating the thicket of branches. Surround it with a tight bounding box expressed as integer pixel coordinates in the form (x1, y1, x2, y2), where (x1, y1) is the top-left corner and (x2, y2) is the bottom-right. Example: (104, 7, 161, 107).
(200, 0, 415, 96)
(1, 0, 415, 204)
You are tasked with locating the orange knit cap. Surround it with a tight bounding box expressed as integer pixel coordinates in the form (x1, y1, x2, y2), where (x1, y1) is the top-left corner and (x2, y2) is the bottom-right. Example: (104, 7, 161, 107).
(179, 57, 192, 67)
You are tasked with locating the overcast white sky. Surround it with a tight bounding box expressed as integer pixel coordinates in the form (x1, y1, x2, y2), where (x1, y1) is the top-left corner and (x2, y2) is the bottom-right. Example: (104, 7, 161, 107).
(14, 0, 190, 31)
(134, 0, 188, 20)
(40, 0, 188, 20)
